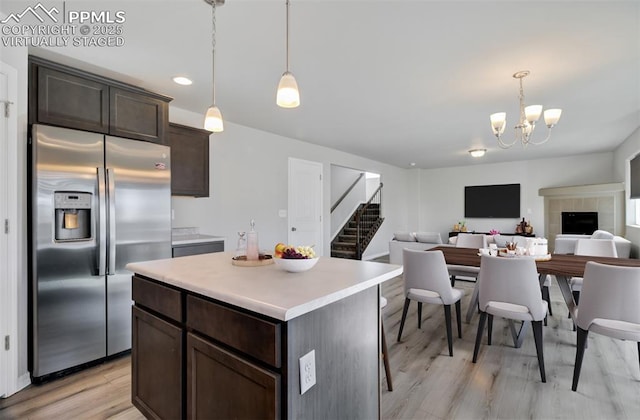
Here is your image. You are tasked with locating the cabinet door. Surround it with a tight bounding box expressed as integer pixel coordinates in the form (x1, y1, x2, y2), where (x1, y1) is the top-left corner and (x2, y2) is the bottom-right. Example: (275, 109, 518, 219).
(187, 333, 280, 420)
(110, 87, 168, 144)
(35, 65, 109, 133)
(132, 306, 183, 420)
(168, 123, 210, 197)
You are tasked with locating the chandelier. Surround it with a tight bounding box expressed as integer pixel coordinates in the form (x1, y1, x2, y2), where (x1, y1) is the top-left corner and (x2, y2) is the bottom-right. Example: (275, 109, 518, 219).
(489, 70, 562, 148)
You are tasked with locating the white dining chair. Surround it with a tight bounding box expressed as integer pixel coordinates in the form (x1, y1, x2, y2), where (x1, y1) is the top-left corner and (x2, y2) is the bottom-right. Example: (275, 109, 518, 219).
(398, 249, 463, 357)
(571, 261, 640, 391)
(448, 233, 487, 286)
(472, 255, 548, 382)
(570, 238, 618, 301)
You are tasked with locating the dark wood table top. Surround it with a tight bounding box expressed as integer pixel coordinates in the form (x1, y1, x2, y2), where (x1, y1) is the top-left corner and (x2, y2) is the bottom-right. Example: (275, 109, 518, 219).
(429, 245, 640, 278)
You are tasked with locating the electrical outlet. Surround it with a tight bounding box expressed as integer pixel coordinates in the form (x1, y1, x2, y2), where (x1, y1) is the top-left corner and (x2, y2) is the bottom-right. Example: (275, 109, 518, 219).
(299, 349, 316, 395)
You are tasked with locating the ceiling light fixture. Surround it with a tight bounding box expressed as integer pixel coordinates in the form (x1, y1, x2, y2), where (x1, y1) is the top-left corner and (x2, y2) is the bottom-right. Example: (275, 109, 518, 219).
(490, 70, 562, 149)
(469, 149, 486, 158)
(276, 0, 300, 108)
(203, 0, 224, 132)
(173, 76, 193, 86)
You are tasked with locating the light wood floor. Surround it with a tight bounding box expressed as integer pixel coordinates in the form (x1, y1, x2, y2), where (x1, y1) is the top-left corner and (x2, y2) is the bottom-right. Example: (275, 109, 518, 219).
(2, 276, 640, 419)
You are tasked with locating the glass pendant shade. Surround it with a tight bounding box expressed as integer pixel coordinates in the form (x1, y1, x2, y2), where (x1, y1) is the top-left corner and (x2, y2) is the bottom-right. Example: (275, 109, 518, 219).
(525, 105, 543, 123)
(204, 105, 224, 132)
(544, 108, 562, 127)
(277, 71, 300, 108)
(490, 112, 507, 135)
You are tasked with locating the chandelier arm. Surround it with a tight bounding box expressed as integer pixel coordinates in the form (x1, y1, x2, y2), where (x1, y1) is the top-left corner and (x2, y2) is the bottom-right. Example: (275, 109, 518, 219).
(496, 134, 519, 149)
(525, 127, 553, 146)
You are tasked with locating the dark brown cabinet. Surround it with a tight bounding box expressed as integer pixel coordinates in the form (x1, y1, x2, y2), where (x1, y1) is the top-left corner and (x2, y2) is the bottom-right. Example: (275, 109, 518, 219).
(187, 333, 280, 419)
(132, 276, 282, 419)
(29, 56, 171, 144)
(172, 241, 223, 257)
(34, 65, 110, 133)
(168, 123, 210, 197)
(110, 88, 168, 143)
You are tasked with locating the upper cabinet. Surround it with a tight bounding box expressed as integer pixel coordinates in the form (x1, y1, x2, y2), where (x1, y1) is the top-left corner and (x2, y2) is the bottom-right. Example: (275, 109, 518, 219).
(168, 123, 210, 197)
(29, 56, 171, 144)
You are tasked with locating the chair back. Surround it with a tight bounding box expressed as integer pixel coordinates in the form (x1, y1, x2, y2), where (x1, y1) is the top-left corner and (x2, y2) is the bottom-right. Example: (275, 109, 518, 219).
(576, 262, 640, 330)
(575, 238, 618, 258)
(456, 233, 487, 249)
(403, 249, 458, 303)
(477, 255, 546, 320)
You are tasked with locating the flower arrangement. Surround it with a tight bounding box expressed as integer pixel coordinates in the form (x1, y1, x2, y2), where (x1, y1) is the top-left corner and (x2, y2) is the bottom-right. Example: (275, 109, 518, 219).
(489, 229, 500, 235)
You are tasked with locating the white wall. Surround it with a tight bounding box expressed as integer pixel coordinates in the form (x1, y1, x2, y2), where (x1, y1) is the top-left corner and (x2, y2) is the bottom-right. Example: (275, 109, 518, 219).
(169, 107, 411, 260)
(1, 41, 29, 389)
(417, 153, 615, 242)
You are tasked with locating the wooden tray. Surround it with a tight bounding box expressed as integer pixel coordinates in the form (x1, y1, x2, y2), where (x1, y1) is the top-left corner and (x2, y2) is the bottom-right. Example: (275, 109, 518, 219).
(231, 254, 274, 267)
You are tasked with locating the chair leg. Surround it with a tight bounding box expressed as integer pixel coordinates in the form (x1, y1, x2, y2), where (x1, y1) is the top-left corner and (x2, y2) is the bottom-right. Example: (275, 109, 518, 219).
(637, 342, 640, 372)
(381, 321, 393, 391)
(532, 320, 546, 383)
(571, 291, 580, 331)
(450, 275, 456, 287)
(487, 314, 493, 346)
(542, 285, 553, 316)
(397, 298, 410, 342)
(455, 300, 462, 338)
(417, 302, 423, 329)
(444, 304, 453, 357)
(572, 327, 589, 391)
(473, 311, 487, 363)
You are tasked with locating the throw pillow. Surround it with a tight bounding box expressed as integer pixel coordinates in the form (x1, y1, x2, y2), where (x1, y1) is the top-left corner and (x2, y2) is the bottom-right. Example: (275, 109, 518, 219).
(393, 232, 416, 242)
(415, 232, 442, 244)
(493, 234, 513, 248)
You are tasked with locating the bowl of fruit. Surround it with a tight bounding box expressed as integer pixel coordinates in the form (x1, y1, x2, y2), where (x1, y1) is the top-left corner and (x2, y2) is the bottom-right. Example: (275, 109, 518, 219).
(273, 243, 318, 273)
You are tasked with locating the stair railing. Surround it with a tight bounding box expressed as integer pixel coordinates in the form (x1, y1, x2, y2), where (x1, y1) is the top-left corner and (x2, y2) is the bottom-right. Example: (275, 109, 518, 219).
(355, 183, 383, 259)
(331, 173, 364, 213)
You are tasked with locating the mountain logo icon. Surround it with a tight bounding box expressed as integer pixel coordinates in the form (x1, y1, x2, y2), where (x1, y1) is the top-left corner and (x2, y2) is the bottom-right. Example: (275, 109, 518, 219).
(1, 2, 60, 24)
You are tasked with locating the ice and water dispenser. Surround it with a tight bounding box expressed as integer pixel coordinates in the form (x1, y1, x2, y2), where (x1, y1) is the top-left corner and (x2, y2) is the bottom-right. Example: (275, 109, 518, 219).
(54, 192, 92, 241)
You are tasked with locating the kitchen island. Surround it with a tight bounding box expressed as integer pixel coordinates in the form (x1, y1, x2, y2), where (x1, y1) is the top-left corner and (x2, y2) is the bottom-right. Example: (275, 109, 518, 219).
(126, 252, 402, 419)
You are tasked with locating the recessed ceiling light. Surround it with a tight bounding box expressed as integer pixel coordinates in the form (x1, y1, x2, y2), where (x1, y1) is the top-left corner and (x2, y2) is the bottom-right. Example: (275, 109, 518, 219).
(469, 149, 486, 158)
(410, 162, 416, 167)
(173, 76, 193, 86)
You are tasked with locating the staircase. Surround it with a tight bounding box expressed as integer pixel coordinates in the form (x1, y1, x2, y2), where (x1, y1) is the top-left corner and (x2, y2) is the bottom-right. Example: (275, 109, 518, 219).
(331, 184, 384, 260)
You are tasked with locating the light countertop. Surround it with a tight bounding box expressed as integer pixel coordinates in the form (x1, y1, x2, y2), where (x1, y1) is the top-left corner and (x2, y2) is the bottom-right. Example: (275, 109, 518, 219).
(127, 252, 402, 321)
(171, 227, 224, 246)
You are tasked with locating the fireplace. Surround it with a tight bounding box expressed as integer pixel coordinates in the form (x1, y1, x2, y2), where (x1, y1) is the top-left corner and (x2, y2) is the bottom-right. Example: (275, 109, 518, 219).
(561, 212, 598, 235)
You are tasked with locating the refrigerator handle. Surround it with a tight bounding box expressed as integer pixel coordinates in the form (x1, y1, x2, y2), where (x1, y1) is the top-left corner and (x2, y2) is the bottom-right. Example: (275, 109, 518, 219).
(107, 168, 116, 275)
(97, 168, 107, 276)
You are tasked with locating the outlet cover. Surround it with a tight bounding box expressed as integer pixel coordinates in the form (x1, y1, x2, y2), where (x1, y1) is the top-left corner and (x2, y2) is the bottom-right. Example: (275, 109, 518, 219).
(299, 349, 316, 395)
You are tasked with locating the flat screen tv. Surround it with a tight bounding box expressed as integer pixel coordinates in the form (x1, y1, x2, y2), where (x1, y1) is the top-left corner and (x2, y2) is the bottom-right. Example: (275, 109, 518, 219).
(465, 184, 520, 218)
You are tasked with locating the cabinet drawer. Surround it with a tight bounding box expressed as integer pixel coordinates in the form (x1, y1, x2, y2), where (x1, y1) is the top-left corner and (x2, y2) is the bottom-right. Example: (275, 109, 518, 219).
(132, 276, 182, 322)
(172, 241, 224, 257)
(186, 295, 281, 368)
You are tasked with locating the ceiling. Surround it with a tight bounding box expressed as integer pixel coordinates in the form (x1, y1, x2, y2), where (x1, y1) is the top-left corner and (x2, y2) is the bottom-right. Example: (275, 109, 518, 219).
(6, 0, 640, 169)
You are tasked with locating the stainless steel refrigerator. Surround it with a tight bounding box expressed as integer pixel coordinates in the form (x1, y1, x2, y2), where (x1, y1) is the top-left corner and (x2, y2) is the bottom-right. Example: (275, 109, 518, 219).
(29, 124, 171, 381)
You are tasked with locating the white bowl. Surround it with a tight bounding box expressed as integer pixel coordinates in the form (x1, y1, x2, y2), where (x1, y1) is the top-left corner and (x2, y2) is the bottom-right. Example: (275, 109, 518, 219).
(274, 257, 319, 273)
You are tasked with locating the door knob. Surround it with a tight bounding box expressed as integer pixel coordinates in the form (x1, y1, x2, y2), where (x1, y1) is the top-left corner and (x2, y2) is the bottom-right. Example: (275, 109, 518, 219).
(291, 227, 297, 231)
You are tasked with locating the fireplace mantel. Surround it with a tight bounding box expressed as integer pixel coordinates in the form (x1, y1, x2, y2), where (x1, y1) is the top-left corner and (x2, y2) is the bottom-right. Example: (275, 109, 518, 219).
(539, 182, 625, 251)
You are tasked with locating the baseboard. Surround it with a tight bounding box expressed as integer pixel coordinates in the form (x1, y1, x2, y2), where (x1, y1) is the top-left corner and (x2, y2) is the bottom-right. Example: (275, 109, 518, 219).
(16, 373, 30, 392)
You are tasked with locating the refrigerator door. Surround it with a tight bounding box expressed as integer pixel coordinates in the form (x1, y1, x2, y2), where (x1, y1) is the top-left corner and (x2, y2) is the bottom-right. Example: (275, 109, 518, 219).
(31, 124, 107, 378)
(105, 136, 171, 355)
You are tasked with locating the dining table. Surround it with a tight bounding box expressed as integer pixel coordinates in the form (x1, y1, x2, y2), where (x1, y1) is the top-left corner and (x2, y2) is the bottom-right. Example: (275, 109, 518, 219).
(430, 245, 640, 348)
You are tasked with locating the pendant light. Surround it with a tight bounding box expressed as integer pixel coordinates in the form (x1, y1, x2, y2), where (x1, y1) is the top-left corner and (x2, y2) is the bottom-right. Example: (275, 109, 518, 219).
(276, 0, 300, 108)
(204, 0, 224, 132)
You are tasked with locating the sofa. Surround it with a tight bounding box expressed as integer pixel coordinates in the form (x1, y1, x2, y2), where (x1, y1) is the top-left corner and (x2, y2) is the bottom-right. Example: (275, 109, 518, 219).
(554, 230, 631, 258)
(388, 232, 444, 265)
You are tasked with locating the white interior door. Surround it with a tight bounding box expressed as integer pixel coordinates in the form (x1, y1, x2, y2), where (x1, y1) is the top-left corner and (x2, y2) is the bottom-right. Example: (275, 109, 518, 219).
(0, 62, 17, 398)
(288, 158, 323, 256)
